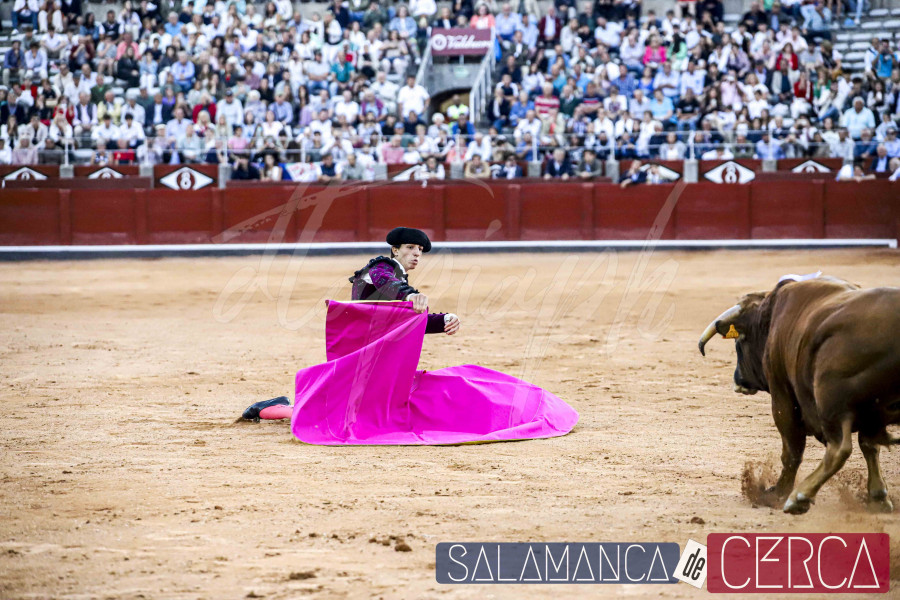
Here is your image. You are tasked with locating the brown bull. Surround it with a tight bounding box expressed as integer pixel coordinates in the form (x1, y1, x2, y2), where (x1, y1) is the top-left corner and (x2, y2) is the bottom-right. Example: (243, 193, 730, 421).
(698, 275, 900, 514)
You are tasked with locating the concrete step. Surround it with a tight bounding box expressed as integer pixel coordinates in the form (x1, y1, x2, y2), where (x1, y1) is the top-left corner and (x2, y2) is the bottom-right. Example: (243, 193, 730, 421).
(844, 51, 865, 61)
(870, 8, 889, 16)
(850, 40, 872, 49)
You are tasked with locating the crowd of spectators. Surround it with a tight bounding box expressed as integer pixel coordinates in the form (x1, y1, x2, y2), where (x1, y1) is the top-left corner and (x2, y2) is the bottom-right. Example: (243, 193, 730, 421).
(0, 0, 898, 181)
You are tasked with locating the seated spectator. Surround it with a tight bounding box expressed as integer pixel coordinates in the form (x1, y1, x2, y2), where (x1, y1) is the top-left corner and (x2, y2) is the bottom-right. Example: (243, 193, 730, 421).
(755, 131, 784, 159)
(415, 155, 445, 181)
(619, 159, 647, 187)
(840, 97, 875, 140)
(464, 153, 491, 179)
(0, 138, 11, 165)
(648, 90, 675, 129)
(316, 152, 343, 183)
(118, 113, 145, 148)
(544, 148, 572, 179)
(397, 75, 429, 119)
(112, 138, 135, 165)
(494, 154, 523, 179)
(884, 129, 900, 158)
(870, 145, 890, 174)
(576, 148, 602, 179)
(92, 113, 118, 145)
(701, 145, 735, 160)
(232, 154, 261, 180)
(261, 152, 283, 182)
(835, 161, 875, 182)
(178, 124, 203, 163)
(380, 135, 405, 165)
(3, 41, 25, 89)
(658, 133, 686, 160)
(888, 158, 900, 181)
(12, 0, 40, 33)
(452, 112, 476, 138)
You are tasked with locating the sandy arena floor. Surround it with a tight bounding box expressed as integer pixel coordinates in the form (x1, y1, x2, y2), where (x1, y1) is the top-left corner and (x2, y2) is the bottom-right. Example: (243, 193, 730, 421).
(1, 249, 899, 600)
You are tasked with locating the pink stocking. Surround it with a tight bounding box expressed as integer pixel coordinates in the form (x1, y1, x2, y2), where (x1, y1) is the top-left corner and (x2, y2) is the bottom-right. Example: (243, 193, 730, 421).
(258, 404, 292, 420)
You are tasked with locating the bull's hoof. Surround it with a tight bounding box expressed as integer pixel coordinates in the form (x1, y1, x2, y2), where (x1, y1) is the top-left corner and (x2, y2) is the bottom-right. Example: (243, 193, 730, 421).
(783, 492, 812, 515)
(867, 490, 893, 513)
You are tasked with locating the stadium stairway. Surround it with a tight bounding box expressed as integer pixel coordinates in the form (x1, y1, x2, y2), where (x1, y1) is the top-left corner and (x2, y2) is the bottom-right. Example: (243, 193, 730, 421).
(835, 7, 900, 73)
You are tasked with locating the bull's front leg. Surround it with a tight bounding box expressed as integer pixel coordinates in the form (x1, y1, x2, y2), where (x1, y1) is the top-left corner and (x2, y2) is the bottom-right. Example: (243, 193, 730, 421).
(765, 388, 806, 504)
(785, 416, 854, 515)
(859, 432, 893, 513)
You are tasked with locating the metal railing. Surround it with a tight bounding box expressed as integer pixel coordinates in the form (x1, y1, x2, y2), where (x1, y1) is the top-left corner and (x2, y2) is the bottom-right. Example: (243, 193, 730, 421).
(468, 27, 497, 125)
(4, 129, 894, 166)
(414, 33, 433, 90)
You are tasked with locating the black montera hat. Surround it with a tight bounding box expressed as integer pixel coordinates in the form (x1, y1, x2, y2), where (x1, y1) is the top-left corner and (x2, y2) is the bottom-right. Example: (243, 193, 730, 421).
(386, 227, 431, 252)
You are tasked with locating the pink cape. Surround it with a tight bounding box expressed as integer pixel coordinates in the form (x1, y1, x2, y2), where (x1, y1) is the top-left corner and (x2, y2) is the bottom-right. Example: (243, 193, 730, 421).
(290, 300, 579, 445)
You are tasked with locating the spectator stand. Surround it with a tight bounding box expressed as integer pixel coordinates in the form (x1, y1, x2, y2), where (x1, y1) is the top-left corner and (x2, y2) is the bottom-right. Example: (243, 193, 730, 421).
(0, 0, 896, 185)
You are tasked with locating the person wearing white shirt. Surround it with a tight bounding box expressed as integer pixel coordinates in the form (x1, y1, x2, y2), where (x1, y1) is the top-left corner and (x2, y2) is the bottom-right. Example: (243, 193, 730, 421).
(495, 4, 520, 41)
(73, 93, 97, 135)
(464, 132, 492, 160)
(513, 110, 542, 142)
(165, 107, 191, 142)
(840, 97, 876, 140)
(275, 0, 293, 19)
(593, 17, 622, 50)
(409, 0, 436, 18)
(92, 115, 119, 144)
(629, 89, 652, 118)
(123, 98, 146, 126)
(592, 110, 615, 140)
(396, 75, 430, 118)
(334, 90, 361, 125)
(747, 90, 770, 120)
(23, 43, 48, 79)
(701, 147, 735, 160)
(652, 62, 681, 99)
(308, 110, 334, 145)
(679, 62, 705, 97)
(48, 114, 72, 143)
(118, 113, 146, 147)
(0, 139, 12, 164)
(682, 17, 701, 50)
(12, 0, 40, 32)
(41, 27, 66, 59)
(217, 90, 244, 129)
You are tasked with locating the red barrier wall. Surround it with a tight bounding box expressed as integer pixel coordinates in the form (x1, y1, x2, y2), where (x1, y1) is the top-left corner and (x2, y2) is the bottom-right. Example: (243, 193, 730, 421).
(0, 180, 896, 246)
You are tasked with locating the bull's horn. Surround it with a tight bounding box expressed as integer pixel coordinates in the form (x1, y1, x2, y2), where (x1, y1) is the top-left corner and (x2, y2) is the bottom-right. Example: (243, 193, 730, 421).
(698, 305, 741, 356)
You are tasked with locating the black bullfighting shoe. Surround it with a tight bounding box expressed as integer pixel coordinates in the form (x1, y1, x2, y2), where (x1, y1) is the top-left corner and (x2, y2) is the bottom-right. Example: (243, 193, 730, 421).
(242, 396, 291, 421)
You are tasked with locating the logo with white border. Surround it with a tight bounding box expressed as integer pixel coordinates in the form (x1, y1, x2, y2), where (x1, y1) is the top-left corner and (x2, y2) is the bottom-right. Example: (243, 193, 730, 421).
(88, 167, 124, 179)
(791, 160, 831, 173)
(673, 539, 707, 589)
(159, 167, 214, 190)
(704, 161, 755, 184)
(3, 166, 48, 181)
